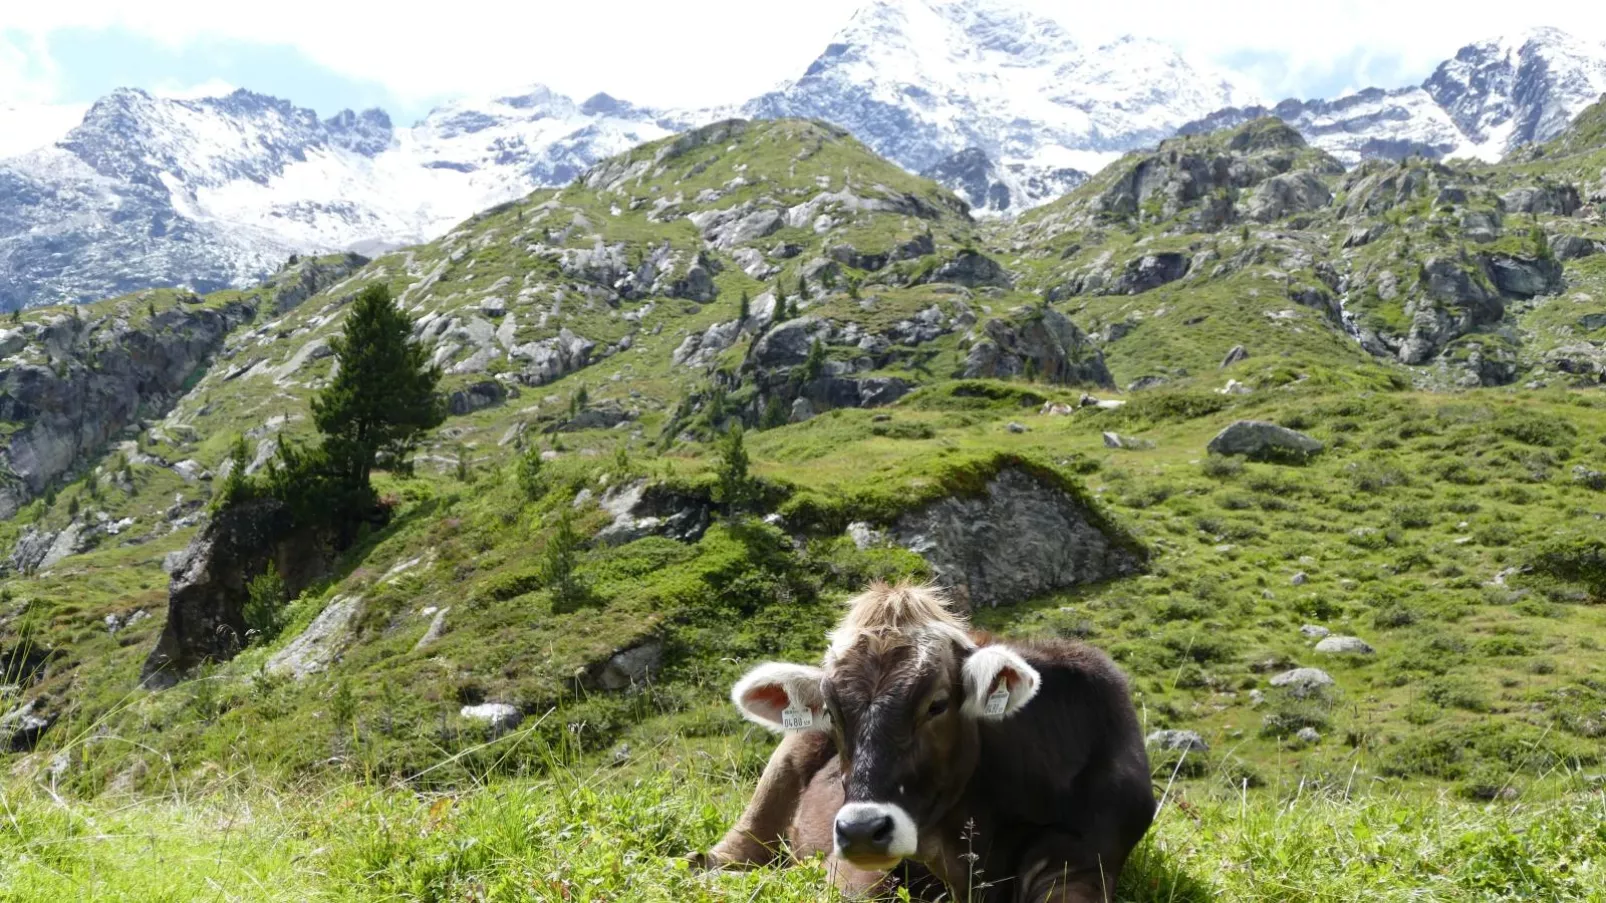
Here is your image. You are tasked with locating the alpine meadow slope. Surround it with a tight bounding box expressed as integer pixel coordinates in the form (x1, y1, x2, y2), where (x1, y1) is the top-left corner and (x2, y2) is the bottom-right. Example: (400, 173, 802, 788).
(1, 105, 1606, 900)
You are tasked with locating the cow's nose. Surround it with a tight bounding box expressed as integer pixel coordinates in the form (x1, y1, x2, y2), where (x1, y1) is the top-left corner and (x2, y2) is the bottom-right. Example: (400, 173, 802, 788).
(834, 807, 894, 857)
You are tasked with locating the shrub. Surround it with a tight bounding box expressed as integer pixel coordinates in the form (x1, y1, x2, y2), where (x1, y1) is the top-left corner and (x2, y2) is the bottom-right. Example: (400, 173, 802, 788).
(242, 563, 289, 644)
(516, 444, 545, 501)
(541, 508, 591, 613)
(1200, 455, 1243, 479)
(1494, 412, 1575, 448)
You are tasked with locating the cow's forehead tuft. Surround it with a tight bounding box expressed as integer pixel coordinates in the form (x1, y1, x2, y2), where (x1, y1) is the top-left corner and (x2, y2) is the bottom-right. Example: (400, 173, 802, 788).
(824, 581, 974, 664)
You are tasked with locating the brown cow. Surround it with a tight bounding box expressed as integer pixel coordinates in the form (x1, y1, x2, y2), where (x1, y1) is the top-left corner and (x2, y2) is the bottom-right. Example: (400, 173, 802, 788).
(697, 581, 1155, 902)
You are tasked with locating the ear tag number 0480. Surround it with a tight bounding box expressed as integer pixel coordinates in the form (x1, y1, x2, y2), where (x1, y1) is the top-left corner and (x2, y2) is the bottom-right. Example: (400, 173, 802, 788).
(985, 687, 1010, 716)
(782, 706, 817, 731)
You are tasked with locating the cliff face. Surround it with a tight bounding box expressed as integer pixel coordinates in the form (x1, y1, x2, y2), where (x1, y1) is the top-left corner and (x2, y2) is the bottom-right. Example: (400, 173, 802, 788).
(0, 301, 254, 520)
(0, 255, 366, 523)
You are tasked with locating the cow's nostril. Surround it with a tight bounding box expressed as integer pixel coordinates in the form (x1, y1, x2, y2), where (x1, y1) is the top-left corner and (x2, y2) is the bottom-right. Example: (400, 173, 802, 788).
(868, 814, 893, 843)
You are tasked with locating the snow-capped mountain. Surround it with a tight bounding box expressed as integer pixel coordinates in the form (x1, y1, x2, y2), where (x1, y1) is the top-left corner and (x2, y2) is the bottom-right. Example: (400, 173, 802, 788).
(1184, 27, 1606, 166)
(743, 0, 1259, 213)
(0, 87, 681, 307)
(5, 1, 1606, 309)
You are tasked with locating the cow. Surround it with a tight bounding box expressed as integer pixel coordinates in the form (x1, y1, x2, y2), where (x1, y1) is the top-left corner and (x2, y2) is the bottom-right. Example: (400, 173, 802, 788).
(694, 581, 1155, 902)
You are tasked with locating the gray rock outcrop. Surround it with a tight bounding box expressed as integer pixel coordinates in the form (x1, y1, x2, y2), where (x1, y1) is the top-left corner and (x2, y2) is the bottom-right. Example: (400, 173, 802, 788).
(962, 307, 1112, 387)
(890, 466, 1144, 609)
(142, 498, 336, 687)
(1314, 635, 1375, 655)
(1207, 421, 1324, 461)
(1269, 667, 1334, 698)
(0, 300, 256, 519)
(1146, 729, 1209, 752)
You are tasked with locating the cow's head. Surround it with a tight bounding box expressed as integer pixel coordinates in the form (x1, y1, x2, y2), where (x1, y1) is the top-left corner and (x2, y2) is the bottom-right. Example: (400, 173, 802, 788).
(731, 582, 1039, 870)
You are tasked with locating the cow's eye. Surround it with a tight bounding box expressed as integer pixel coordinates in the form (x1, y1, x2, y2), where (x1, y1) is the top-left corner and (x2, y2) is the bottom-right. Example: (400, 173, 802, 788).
(927, 696, 950, 717)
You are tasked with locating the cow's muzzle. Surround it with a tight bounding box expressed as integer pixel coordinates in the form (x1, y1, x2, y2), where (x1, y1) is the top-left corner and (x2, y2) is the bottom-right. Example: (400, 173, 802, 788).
(833, 801, 917, 868)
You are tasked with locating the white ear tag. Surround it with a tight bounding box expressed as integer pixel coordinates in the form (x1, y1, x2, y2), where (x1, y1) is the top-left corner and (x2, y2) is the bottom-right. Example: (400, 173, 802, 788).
(782, 705, 815, 730)
(984, 686, 1010, 716)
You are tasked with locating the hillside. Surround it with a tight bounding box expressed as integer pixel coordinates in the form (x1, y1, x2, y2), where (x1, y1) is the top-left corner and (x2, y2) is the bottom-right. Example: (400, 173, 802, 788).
(2, 112, 1606, 899)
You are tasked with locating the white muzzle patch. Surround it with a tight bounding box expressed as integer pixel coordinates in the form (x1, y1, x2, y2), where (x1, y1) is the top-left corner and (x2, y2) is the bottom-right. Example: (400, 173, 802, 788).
(833, 801, 919, 861)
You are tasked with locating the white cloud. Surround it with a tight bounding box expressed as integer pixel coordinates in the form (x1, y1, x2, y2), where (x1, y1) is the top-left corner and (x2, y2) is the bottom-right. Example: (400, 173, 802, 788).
(3, 0, 1606, 111)
(0, 30, 63, 104)
(153, 78, 237, 101)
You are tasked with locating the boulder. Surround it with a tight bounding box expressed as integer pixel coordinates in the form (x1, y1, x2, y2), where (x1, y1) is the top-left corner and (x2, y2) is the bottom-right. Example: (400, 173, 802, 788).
(1, 698, 56, 752)
(1146, 729, 1208, 752)
(549, 404, 633, 433)
(447, 380, 507, 416)
(510, 329, 595, 386)
(1421, 257, 1497, 307)
(919, 251, 1011, 288)
(266, 594, 363, 679)
(669, 262, 719, 303)
(460, 702, 523, 733)
(1459, 210, 1502, 243)
(962, 307, 1112, 388)
(1299, 624, 1329, 638)
(1220, 345, 1249, 368)
(799, 376, 911, 410)
(847, 521, 888, 550)
(1314, 635, 1375, 655)
(578, 640, 664, 691)
(1269, 667, 1334, 698)
(141, 498, 337, 687)
(1110, 253, 1190, 295)
(1206, 421, 1324, 462)
(1549, 235, 1599, 261)
(1501, 185, 1581, 217)
(1572, 466, 1606, 491)
(751, 317, 828, 368)
(1484, 255, 1563, 299)
(890, 467, 1144, 609)
(1294, 727, 1322, 745)
(1242, 171, 1331, 222)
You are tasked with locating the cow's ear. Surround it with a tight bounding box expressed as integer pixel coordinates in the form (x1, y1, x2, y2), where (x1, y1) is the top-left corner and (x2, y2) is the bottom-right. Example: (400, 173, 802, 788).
(731, 662, 829, 733)
(962, 645, 1040, 720)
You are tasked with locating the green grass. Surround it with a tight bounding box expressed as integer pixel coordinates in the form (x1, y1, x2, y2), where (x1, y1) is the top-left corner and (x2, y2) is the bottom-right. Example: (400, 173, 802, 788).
(4, 735, 1604, 901)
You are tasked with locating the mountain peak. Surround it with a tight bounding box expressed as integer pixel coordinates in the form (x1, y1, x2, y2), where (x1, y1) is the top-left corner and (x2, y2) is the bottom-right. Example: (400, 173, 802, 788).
(1425, 25, 1606, 152)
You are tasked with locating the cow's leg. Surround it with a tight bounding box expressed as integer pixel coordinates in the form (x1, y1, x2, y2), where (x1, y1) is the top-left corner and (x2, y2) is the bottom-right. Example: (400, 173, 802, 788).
(694, 730, 837, 870)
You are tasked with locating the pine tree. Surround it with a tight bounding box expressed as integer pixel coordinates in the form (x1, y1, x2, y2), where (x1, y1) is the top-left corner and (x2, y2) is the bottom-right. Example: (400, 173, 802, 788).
(713, 423, 757, 516)
(739, 290, 751, 323)
(774, 280, 788, 320)
(242, 563, 289, 644)
(516, 443, 545, 501)
(311, 284, 445, 499)
(760, 395, 788, 430)
(541, 507, 589, 612)
(796, 274, 808, 304)
(803, 338, 826, 382)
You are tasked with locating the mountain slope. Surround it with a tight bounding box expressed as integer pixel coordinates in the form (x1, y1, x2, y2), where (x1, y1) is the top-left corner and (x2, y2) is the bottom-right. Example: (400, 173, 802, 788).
(0, 115, 1604, 869)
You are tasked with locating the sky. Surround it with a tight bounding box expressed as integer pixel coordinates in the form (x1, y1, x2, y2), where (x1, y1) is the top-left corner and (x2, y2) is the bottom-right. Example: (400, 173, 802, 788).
(3, 0, 1606, 127)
